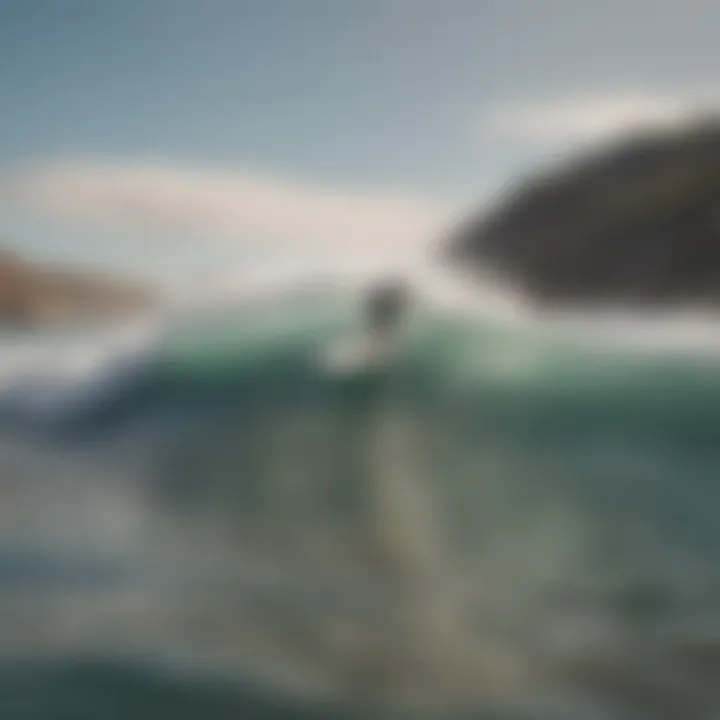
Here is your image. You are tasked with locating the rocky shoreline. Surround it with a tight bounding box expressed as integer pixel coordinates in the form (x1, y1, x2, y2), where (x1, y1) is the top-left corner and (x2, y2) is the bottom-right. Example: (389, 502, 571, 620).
(0, 250, 153, 327)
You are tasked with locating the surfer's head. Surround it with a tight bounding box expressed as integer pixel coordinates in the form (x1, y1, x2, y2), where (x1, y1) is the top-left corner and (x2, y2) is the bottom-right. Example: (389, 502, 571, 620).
(364, 277, 410, 332)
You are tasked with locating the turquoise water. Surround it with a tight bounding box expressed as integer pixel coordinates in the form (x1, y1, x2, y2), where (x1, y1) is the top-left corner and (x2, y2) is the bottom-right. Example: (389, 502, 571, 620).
(2, 287, 720, 718)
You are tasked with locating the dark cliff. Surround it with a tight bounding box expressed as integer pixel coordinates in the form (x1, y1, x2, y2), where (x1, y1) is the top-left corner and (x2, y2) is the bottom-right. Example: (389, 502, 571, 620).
(445, 119, 720, 308)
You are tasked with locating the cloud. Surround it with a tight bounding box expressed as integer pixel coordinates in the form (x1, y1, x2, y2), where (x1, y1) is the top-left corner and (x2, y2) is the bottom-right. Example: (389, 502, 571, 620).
(4, 159, 454, 261)
(478, 89, 720, 145)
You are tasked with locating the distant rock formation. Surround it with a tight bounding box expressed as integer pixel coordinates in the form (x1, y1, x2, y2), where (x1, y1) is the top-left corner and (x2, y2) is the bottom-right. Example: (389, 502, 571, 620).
(444, 118, 720, 308)
(0, 249, 154, 327)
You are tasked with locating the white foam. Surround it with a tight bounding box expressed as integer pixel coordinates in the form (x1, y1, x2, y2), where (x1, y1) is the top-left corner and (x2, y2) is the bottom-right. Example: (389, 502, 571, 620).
(406, 262, 720, 357)
(0, 318, 164, 424)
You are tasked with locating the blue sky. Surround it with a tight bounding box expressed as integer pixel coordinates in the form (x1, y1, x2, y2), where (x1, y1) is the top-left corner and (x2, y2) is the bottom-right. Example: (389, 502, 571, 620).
(2, 0, 720, 285)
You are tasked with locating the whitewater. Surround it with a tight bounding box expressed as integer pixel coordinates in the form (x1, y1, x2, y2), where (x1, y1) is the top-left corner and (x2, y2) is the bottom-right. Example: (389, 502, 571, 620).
(2, 260, 720, 719)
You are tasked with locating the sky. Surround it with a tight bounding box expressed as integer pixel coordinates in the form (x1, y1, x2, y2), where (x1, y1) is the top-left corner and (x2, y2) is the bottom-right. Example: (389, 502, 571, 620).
(2, 0, 720, 287)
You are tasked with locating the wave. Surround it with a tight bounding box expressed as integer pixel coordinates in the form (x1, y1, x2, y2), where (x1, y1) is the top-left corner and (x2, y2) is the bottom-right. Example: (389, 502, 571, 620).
(4, 265, 720, 716)
(0, 318, 164, 429)
(4, 261, 720, 443)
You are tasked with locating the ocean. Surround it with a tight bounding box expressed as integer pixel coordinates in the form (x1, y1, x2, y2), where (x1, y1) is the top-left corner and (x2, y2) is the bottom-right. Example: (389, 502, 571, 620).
(1, 268, 720, 719)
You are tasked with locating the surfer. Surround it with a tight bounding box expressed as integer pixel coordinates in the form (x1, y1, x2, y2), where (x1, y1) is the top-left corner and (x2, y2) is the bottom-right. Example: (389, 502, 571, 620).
(321, 277, 410, 375)
(364, 277, 410, 340)
(356, 277, 410, 368)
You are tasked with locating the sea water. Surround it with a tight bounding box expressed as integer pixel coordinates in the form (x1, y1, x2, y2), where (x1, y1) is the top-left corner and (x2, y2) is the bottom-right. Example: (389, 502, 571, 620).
(1, 270, 720, 719)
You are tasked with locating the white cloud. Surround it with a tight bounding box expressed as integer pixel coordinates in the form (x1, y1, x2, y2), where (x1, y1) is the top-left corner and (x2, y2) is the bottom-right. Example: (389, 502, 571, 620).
(478, 89, 720, 145)
(4, 159, 454, 262)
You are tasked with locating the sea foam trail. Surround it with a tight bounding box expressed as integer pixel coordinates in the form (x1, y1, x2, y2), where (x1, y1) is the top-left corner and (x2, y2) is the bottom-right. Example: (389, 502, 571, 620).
(357, 398, 529, 708)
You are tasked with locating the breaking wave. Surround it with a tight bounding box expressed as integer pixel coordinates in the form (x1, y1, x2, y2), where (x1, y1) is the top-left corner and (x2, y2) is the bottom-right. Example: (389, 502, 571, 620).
(2, 265, 720, 718)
